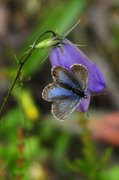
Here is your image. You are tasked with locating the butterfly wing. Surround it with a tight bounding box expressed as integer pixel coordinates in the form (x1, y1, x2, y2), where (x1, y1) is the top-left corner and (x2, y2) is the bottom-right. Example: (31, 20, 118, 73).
(52, 66, 79, 89)
(42, 65, 88, 120)
(71, 64, 88, 91)
(42, 82, 80, 120)
(42, 83, 77, 102)
(52, 96, 80, 120)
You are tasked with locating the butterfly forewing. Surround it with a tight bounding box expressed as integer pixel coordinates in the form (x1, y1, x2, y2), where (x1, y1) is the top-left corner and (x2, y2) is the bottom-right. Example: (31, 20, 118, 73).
(52, 66, 80, 90)
(71, 64, 88, 91)
(42, 83, 78, 102)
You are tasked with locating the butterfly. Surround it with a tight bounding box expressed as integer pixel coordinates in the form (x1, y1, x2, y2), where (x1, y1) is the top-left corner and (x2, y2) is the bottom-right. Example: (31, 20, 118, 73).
(42, 64, 88, 120)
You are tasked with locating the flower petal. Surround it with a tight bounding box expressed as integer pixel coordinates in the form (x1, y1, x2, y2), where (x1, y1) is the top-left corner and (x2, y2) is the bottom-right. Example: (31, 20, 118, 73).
(49, 39, 106, 92)
(76, 91, 91, 112)
(91, 63, 106, 92)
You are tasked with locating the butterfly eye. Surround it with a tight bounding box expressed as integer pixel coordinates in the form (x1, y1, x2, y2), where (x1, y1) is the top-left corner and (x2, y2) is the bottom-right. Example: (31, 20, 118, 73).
(84, 94, 88, 99)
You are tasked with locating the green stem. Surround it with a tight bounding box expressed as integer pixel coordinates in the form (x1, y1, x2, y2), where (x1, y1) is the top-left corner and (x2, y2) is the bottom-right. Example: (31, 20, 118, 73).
(79, 113, 97, 178)
(0, 30, 56, 121)
(80, 116, 94, 155)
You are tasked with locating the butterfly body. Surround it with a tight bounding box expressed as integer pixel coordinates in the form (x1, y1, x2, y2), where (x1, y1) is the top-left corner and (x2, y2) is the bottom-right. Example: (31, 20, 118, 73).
(42, 64, 88, 120)
(58, 82, 87, 99)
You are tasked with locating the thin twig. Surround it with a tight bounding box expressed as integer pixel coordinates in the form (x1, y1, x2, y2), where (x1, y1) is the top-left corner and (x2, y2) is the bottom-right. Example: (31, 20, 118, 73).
(0, 30, 56, 120)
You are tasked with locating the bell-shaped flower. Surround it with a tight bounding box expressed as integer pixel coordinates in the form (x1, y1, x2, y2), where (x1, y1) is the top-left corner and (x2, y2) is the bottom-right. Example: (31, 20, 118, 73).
(49, 38, 106, 112)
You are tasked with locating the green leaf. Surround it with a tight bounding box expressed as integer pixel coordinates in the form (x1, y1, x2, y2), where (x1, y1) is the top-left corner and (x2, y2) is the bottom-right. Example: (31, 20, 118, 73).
(104, 166, 119, 180)
(53, 133, 70, 161)
(21, 0, 87, 77)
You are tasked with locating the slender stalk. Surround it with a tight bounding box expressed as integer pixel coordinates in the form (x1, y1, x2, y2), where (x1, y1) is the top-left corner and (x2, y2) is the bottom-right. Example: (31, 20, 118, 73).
(0, 30, 56, 120)
(63, 19, 80, 38)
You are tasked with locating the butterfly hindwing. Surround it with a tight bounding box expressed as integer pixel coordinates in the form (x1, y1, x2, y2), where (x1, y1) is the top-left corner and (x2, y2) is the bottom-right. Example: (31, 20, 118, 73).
(51, 96, 80, 120)
(71, 64, 88, 91)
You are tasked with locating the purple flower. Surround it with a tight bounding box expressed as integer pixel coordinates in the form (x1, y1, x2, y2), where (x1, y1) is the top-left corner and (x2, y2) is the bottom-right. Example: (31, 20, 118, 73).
(49, 38, 106, 112)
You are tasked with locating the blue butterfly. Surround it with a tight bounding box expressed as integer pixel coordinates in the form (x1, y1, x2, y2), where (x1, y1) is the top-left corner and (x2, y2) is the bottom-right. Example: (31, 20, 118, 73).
(42, 64, 88, 120)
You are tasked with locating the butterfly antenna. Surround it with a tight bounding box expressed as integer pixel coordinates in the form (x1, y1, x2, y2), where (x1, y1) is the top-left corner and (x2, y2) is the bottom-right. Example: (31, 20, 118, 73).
(74, 44, 86, 47)
(91, 92, 106, 97)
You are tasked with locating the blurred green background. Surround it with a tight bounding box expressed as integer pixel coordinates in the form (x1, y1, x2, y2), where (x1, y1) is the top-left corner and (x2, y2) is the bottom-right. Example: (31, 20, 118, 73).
(0, 0, 119, 179)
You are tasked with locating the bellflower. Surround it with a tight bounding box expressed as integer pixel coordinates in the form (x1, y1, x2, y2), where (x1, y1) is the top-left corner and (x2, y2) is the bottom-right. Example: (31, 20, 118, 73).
(49, 38, 106, 112)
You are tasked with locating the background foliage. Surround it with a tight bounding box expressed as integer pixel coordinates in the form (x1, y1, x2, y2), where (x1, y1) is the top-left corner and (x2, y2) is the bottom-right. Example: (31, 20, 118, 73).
(0, 0, 119, 179)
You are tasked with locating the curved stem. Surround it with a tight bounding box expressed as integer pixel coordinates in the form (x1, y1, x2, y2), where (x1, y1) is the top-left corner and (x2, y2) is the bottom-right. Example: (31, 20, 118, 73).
(0, 30, 56, 120)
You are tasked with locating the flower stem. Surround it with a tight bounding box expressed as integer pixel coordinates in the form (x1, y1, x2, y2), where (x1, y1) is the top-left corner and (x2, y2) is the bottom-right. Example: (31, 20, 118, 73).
(79, 113, 98, 179)
(79, 114, 95, 159)
(0, 30, 56, 121)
